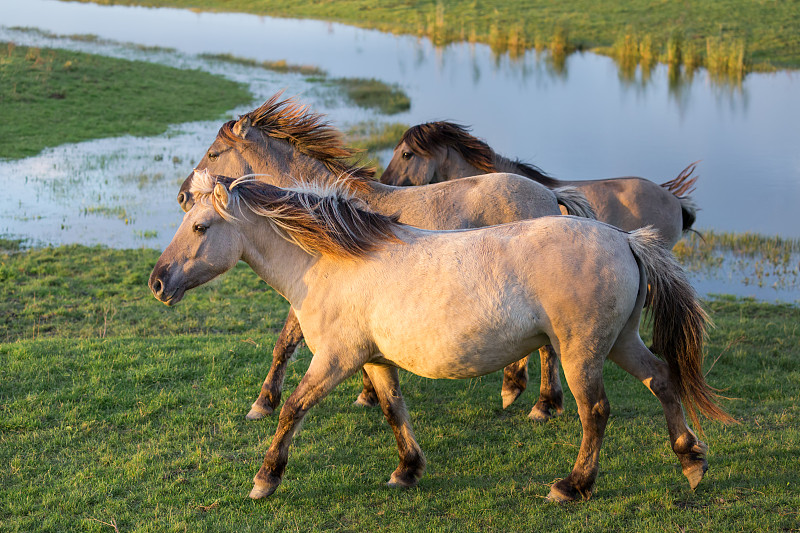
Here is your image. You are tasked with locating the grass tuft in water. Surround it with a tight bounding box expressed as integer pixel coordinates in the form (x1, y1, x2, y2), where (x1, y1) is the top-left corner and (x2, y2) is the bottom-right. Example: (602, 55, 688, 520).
(332, 78, 411, 115)
(199, 52, 326, 76)
(675, 230, 800, 290)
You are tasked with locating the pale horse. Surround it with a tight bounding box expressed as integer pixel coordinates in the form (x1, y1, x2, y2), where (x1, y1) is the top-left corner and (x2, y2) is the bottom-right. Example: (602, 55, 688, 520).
(177, 94, 596, 421)
(150, 172, 732, 501)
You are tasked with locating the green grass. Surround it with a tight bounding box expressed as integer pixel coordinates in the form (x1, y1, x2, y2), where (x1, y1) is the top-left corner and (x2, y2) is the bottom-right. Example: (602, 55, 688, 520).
(0, 42, 252, 159)
(345, 121, 409, 173)
(196, 52, 411, 114)
(332, 77, 411, 115)
(65, 0, 800, 72)
(199, 52, 326, 76)
(1, 245, 799, 531)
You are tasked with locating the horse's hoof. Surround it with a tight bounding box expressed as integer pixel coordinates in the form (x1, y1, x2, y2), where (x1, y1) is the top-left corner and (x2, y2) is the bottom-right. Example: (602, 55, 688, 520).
(683, 463, 707, 490)
(387, 472, 418, 489)
(679, 440, 708, 490)
(546, 485, 577, 503)
(501, 387, 523, 409)
(353, 392, 379, 408)
(245, 403, 273, 420)
(528, 400, 563, 422)
(546, 479, 587, 503)
(249, 483, 278, 499)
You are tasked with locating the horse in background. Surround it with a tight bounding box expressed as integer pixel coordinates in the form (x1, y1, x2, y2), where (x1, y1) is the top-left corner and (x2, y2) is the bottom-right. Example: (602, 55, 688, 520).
(381, 121, 699, 248)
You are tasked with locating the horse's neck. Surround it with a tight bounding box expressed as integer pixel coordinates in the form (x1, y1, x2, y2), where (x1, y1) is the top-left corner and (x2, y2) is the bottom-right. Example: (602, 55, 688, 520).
(492, 153, 523, 174)
(441, 146, 487, 180)
(244, 142, 328, 188)
(248, 139, 388, 202)
(492, 153, 561, 188)
(240, 220, 318, 306)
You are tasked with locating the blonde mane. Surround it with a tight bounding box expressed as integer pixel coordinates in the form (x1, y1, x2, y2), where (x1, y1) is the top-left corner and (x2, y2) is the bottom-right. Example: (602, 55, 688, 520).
(217, 93, 377, 193)
(190, 171, 400, 258)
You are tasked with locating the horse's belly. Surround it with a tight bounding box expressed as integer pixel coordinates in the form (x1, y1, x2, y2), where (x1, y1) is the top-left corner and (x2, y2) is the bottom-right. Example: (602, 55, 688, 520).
(372, 328, 549, 379)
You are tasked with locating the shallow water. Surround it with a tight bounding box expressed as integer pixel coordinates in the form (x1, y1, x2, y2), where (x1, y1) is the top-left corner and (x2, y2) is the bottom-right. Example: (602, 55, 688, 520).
(1, 0, 799, 303)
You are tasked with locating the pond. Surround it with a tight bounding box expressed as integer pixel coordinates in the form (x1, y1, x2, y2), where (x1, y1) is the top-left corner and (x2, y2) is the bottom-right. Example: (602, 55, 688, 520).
(1, 0, 799, 303)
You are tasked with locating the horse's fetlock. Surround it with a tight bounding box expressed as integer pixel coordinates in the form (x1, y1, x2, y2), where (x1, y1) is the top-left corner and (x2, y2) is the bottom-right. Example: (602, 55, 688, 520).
(672, 431, 701, 455)
(591, 398, 610, 419)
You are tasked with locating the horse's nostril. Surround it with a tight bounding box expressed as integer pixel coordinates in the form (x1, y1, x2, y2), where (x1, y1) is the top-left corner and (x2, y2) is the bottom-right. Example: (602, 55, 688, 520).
(152, 278, 163, 295)
(177, 192, 186, 205)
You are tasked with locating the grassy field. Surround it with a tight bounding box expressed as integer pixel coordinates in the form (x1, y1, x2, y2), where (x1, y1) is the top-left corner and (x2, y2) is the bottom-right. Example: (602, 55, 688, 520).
(66, 0, 800, 72)
(1, 245, 798, 531)
(0, 43, 252, 159)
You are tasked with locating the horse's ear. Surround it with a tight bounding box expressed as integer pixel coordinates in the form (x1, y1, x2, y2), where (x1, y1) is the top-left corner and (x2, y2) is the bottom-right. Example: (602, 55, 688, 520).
(232, 115, 251, 139)
(213, 182, 230, 209)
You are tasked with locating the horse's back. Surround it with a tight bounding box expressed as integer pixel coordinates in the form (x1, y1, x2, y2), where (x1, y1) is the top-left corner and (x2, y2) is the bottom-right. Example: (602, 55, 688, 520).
(357, 216, 641, 379)
(567, 177, 683, 247)
(450, 172, 562, 225)
(384, 172, 561, 230)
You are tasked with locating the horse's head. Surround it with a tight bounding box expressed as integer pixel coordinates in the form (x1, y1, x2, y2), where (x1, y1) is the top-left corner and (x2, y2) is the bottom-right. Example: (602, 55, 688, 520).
(381, 122, 493, 187)
(380, 138, 441, 186)
(180, 93, 374, 211)
(178, 115, 259, 212)
(152, 174, 244, 305)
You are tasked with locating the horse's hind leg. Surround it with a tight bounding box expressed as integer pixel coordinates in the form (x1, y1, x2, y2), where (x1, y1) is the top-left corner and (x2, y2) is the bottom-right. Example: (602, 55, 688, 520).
(250, 348, 365, 499)
(353, 369, 380, 407)
(246, 307, 304, 420)
(547, 349, 609, 502)
(608, 337, 708, 490)
(363, 363, 426, 487)
(501, 356, 529, 409)
(528, 345, 564, 421)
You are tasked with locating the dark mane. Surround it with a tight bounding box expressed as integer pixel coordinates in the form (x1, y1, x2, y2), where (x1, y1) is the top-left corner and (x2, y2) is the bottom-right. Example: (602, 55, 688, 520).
(218, 93, 377, 192)
(192, 171, 400, 259)
(400, 122, 496, 174)
(400, 121, 560, 188)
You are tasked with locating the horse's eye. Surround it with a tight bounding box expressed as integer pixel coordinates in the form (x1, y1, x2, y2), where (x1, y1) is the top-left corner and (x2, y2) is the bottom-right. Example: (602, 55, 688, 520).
(401, 151, 413, 160)
(193, 224, 208, 235)
(208, 152, 219, 161)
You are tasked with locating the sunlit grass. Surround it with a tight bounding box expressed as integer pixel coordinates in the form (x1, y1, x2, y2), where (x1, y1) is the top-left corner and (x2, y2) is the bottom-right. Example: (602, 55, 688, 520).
(0, 245, 798, 531)
(63, 0, 800, 73)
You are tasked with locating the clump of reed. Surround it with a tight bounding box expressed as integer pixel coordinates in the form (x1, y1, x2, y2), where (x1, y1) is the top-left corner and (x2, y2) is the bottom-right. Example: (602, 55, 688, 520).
(706, 37, 746, 81)
(674, 230, 800, 289)
(425, 1, 452, 46)
(609, 29, 747, 84)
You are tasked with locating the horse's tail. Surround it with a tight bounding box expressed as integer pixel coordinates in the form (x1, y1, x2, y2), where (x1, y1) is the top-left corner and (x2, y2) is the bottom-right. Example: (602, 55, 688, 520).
(627, 226, 734, 432)
(553, 186, 597, 219)
(661, 162, 700, 232)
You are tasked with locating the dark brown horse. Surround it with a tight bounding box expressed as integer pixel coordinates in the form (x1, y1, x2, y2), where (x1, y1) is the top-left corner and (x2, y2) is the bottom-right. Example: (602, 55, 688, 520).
(381, 121, 699, 248)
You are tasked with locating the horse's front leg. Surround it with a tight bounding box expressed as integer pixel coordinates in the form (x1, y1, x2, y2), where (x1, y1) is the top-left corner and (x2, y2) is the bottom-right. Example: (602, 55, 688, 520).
(249, 348, 363, 499)
(528, 345, 565, 421)
(363, 363, 426, 487)
(246, 306, 304, 420)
